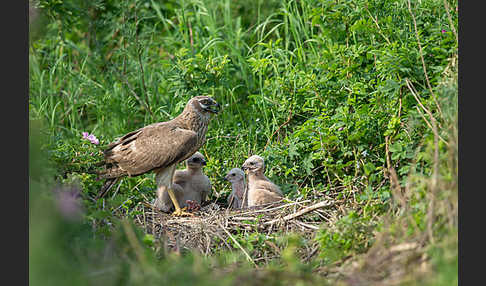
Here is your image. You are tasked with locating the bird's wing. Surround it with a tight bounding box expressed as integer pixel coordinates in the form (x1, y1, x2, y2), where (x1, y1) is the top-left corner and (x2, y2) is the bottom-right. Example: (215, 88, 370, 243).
(256, 180, 283, 196)
(173, 170, 189, 187)
(104, 123, 199, 176)
(201, 175, 211, 201)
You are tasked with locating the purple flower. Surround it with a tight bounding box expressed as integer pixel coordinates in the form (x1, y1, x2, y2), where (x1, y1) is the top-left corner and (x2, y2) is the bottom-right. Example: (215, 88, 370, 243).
(87, 134, 99, 145)
(441, 29, 447, 33)
(338, 127, 344, 131)
(82, 132, 99, 145)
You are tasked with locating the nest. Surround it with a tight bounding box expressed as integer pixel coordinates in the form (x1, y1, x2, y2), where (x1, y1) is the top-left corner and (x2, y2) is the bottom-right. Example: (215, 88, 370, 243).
(131, 198, 340, 264)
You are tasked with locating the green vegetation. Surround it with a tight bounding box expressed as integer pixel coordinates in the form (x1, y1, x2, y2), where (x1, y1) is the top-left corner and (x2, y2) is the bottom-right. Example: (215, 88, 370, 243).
(29, 0, 458, 285)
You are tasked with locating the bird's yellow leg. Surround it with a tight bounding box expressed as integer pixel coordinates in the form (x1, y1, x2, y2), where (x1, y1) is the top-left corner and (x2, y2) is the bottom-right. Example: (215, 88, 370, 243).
(167, 188, 193, 217)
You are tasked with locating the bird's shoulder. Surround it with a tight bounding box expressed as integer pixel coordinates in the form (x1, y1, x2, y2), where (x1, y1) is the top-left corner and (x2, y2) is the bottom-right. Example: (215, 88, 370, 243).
(251, 179, 281, 194)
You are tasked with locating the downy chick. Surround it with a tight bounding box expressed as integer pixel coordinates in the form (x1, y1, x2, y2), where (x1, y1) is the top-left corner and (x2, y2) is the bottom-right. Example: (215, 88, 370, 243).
(225, 168, 246, 209)
(158, 152, 211, 212)
(241, 155, 283, 207)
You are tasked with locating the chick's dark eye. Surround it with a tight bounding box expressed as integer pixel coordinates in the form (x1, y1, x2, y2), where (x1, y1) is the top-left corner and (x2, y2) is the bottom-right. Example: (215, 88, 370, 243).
(231, 174, 235, 176)
(250, 162, 254, 165)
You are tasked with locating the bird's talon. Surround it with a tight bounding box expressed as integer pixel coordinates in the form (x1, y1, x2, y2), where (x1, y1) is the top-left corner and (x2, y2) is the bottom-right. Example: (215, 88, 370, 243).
(172, 209, 194, 217)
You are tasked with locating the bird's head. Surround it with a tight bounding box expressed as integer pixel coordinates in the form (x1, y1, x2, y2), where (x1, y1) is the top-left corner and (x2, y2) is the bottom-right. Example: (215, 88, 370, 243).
(186, 152, 207, 169)
(190, 96, 220, 114)
(224, 168, 245, 183)
(241, 155, 265, 174)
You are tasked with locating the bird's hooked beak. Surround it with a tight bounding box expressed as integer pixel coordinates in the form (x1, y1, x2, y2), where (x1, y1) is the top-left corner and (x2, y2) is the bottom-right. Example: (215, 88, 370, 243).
(207, 102, 220, 114)
(188, 157, 206, 166)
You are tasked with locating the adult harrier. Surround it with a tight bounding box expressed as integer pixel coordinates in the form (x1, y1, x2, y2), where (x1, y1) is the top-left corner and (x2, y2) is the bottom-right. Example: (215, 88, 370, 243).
(96, 96, 220, 216)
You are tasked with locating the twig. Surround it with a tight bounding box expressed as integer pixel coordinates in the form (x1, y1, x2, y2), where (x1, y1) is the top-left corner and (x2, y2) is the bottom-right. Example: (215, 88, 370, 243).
(404, 81, 440, 244)
(232, 200, 311, 217)
(405, 79, 449, 146)
(385, 136, 406, 209)
(407, 0, 443, 118)
(188, 21, 194, 50)
(263, 108, 293, 151)
(122, 77, 154, 117)
(111, 178, 123, 199)
(134, 9, 153, 118)
(294, 220, 319, 230)
(364, 7, 392, 45)
(218, 221, 257, 267)
(442, 0, 458, 42)
(264, 200, 333, 225)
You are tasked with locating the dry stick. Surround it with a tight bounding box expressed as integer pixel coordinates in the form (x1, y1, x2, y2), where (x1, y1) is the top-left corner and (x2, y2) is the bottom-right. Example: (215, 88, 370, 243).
(217, 221, 257, 267)
(231, 200, 311, 217)
(241, 182, 249, 209)
(407, 0, 443, 118)
(188, 21, 194, 49)
(294, 220, 319, 230)
(365, 7, 391, 45)
(442, 0, 458, 42)
(263, 108, 293, 151)
(406, 79, 449, 146)
(264, 200, 333, 225)
(405, 79, 439, 244)
(134, 10, 153, 118)
(122, 77, 153, 117)
(385, 136, 406, 209)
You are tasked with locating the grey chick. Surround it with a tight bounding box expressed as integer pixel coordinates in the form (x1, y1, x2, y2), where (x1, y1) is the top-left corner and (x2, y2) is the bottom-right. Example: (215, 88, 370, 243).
(225, 168, 247, 209)
(241, 155, 283, 207)
(156, 152, 211, 212)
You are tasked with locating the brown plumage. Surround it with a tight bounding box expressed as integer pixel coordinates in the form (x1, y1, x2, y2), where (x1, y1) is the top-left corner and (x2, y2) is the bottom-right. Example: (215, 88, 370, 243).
(242, 155, 283, 207)
(96, 96, 220, 216)
(156, 152, 211, 212)
(225, 168, 246, 209)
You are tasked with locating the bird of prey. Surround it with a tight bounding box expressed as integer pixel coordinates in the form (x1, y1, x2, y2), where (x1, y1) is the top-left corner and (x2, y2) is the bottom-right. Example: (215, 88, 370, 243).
(241, 155, 283, 207)
(225, 168, 246, 209)
(96, 96, 220, 216)
(156, 152, 211, 212)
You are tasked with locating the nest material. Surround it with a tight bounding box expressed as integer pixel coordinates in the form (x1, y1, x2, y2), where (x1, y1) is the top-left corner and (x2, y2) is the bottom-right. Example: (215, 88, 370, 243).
(132, 199, 338, 262)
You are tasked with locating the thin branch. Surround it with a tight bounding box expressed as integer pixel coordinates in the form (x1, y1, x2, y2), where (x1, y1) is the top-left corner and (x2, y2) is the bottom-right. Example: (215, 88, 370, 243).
(405, 79, 449, 146)
(122, 76, 154, 117)
(364, 7, 392, 45)
(264, 108, 293, 151)
(218, 221, 257, 267)
(442, 0, 458, 42)
(407, 0, 443, 118)
(264, 200, 333, 225)
(134, 9, 153, 118)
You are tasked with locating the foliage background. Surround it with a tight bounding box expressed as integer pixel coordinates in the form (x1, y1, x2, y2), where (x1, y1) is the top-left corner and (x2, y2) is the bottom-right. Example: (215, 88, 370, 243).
(29, 0, 458, 285)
